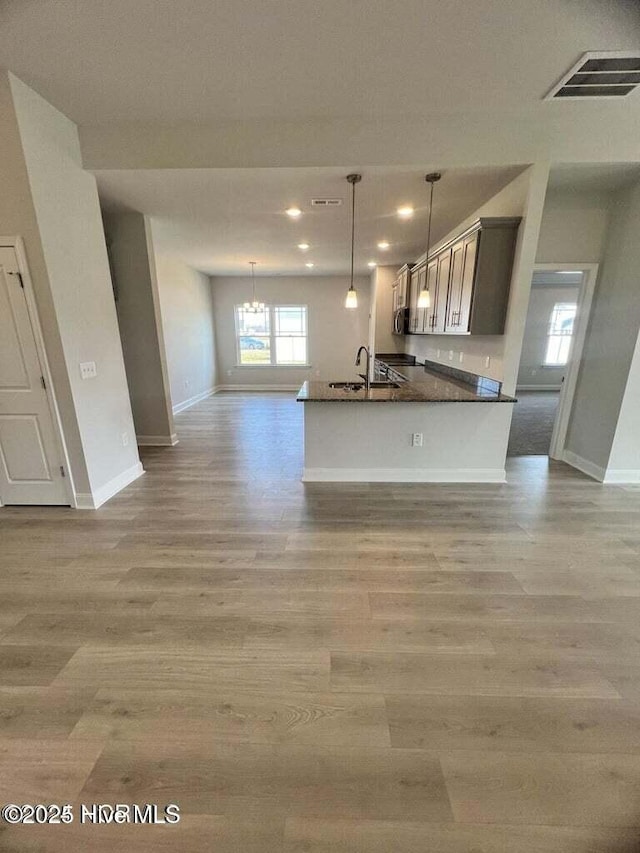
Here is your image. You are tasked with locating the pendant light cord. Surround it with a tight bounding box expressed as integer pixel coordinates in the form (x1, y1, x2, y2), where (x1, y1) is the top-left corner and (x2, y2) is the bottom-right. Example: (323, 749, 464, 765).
(424, 172, 441, 262)
(346, 174, 361, 292)
(426, 180, 434, 260)
(350, 178, 355, 290)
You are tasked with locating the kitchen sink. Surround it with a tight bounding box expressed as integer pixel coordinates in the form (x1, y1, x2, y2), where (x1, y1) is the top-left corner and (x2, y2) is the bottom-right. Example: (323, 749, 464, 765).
(328, 380, 400, 390)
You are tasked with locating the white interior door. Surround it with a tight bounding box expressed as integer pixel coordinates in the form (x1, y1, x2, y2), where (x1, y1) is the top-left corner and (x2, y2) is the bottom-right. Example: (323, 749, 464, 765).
(0, 246, 69, 505)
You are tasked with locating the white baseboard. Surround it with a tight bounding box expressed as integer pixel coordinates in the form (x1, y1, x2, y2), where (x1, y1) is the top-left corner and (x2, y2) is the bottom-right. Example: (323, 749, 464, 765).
(75, 462, 145, 510)
(603, 469, 640, 484)
(136, 433, 179, 446)
(302, 467, 506, 483)
(562, 450, 606, 482)
(516, 385, 562, 392)
(220, 384, 299, 392)
(172, 387, 218, 415)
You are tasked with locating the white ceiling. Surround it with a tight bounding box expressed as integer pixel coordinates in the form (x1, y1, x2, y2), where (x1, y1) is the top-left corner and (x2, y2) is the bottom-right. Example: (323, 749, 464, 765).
(97, 165, 523, 275)
(0, 0, 638, 125)
(3, 1, 639, 276)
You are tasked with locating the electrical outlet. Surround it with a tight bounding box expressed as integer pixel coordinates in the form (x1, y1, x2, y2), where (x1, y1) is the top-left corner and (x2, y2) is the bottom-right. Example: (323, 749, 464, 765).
(449, 350, 454, 361)
(436, 349, 441, 359)
(412, 433, 423, 447)
(485, 356, 491, 368)
(121, 432, 129, 447)
(79, 361, 97, 380)
(459, 352, 464, 363)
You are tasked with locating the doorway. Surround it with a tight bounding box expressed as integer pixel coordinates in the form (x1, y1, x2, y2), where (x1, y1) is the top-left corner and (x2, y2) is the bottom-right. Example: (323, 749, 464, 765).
(0, 241, 71, 506)
(508, 263, 598, 460)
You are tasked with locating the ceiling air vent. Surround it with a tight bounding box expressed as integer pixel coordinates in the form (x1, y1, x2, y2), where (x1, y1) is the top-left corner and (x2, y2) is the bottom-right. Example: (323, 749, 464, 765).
(311, 198, 343, 207)
(545, 52, 640, 100)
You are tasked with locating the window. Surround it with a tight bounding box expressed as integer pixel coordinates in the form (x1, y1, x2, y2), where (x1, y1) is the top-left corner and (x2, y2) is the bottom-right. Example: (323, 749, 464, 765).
(544, 302, 577, 366)
(235, 305, 308, 366)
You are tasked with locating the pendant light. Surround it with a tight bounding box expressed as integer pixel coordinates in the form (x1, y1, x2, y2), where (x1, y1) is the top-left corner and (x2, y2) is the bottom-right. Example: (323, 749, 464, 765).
(344, 173, 362, 309)
(417, 172, 441, 309)
(243, 262, 264, 312)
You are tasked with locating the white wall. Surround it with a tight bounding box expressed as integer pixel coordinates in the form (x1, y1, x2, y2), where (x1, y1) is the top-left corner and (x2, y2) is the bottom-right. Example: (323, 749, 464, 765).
(607, 332, 640, 479)
(104, 211, 175, 442)
(211, 275, 370, 388)
(565, 178, 640, 474)
(7, 72, 141, 503)
(536, 188, 611, 264)
(152, 250, 218, 411)
(517, 284, 579, 389)
(0, 71, 90, 496)
(403, 166, 549, 393)
(303, 401, 513, 482)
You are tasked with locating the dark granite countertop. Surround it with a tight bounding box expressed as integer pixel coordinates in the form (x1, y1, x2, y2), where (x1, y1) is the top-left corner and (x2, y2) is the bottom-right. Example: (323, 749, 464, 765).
(297, 363, 517, 403)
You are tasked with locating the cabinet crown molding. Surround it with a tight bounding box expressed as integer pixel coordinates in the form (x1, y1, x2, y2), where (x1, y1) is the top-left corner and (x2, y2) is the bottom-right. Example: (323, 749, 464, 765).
(409, 216, 522, 269)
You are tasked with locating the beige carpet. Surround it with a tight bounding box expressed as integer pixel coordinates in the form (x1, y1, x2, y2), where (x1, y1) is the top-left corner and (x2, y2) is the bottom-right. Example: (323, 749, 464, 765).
(508, 390, 560, 456)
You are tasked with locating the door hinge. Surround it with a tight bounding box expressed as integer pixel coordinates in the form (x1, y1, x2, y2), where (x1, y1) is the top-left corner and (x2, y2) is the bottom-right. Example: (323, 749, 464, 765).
(60, 466, 65, 478)
(41, 376, 47, 390)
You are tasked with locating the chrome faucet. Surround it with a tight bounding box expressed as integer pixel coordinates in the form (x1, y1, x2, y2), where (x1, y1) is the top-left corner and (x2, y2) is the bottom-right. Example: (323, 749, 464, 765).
(355, 345, 371, 391)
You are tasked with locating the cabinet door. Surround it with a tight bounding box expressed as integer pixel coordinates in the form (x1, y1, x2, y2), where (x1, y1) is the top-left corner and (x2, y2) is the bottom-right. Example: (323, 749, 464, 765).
(398, 268, 408, 308)
(392, 283, 399, 314)
(431, 250, 451, 334)
(406, 276, 415, 333)
(411, 266, 423, 332)
(446, 232, 478, 333)
(446, 240, 465, 331)
(410, 264, 426, 335)
(424, 259, 438, 332)
(457, 232, 478, 332)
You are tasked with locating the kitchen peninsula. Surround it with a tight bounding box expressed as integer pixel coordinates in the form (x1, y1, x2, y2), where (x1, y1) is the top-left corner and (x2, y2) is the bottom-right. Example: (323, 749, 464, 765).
(297, 356, 515, 483)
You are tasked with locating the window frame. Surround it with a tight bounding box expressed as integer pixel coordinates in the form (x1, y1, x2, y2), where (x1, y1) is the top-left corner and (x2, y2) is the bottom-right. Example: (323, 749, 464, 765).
(235, 303, 310, 367)
(543, 301, 577, 367)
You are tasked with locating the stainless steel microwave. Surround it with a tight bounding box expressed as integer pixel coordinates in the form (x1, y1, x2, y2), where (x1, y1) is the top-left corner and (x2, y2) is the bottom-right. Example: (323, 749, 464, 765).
(392, 307, 408, 335)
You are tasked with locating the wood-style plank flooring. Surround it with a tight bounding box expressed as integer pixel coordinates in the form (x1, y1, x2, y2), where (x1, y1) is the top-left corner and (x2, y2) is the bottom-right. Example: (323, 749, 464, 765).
(2, 392, 640, 851)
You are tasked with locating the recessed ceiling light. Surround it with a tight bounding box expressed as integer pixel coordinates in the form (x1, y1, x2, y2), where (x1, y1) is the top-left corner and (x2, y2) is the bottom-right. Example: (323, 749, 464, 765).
(397, 206, 414, 219)
(305, 262, 315, 268)
(377, 241, 390, 250)
(286, 207, 302, 218)
(367, 261, 377, 268)
(298, 243, 310, 250)
(557, 270, 582, 275)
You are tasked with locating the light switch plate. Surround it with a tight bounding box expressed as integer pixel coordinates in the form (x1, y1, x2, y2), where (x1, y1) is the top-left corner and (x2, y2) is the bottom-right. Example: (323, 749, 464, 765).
(80, 361, 97, 380)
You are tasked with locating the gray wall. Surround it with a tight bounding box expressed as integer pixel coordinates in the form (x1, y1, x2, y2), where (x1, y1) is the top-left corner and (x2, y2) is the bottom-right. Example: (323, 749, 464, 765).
(211, 274, 370, 387)
(153, 250, 218, 410)
(5, 72, 141, 501)
(566, 178, 640, 471)
(104, 211, 175, 442)
(372, 265, 403, 356)
(517, 284, 579, 389)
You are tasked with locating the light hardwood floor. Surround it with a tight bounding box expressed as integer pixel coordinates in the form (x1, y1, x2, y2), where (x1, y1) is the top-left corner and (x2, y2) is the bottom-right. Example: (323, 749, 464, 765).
(1, 392, 640, 851)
